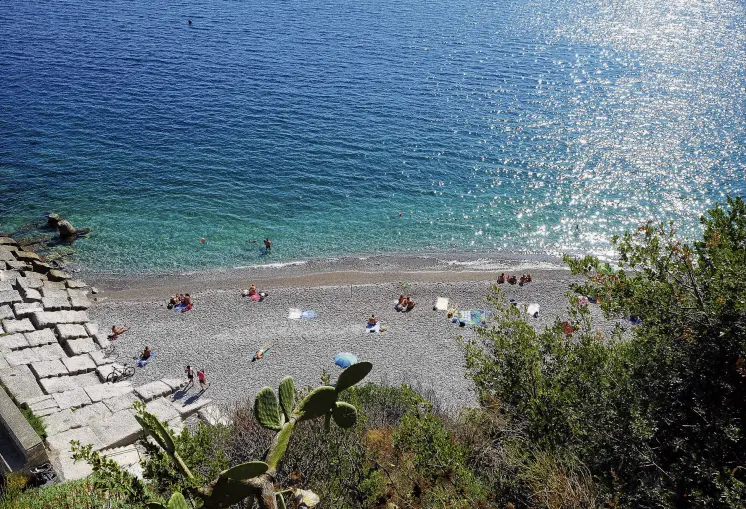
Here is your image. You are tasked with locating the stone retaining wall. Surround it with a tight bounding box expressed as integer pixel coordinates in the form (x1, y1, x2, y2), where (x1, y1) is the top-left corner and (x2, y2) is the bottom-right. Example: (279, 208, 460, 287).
(0, 238, 221, 481)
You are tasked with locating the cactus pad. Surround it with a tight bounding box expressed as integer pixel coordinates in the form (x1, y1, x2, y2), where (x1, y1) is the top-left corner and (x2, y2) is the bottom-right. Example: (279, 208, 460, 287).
(296, 386, 337, 420)
(220, 461, 269, 481)
(335, 361, 373, 393)
(332, 402, 358, 429)
(278, 376, 295, 421)
(166, 492, 189, 509)
(136, 415, 174, 454)
(199, 477, 255, 507)
(254, 386, 283, 430)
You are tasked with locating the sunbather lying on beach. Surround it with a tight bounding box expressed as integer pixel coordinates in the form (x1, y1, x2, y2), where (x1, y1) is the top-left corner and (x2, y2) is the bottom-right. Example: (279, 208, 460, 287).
(252, 344, 272, 362)
(507, 275, 517, 285)
(109, 324, 129, 339)
(497, 273, 506, 284)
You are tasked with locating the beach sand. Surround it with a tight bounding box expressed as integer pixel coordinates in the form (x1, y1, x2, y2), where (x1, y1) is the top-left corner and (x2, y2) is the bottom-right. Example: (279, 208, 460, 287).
(83, 253, 616, 412)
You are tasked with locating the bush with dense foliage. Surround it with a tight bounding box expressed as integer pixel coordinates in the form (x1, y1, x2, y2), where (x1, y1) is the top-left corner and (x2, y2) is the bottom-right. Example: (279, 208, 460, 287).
(465, 196, 746, 507)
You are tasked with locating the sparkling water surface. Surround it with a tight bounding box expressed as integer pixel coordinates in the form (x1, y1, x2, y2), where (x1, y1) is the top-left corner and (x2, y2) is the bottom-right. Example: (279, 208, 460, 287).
(1, 0, 744, 273)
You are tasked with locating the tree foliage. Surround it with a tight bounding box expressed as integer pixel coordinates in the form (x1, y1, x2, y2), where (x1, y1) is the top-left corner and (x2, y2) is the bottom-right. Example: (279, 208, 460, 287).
(465, 196, 746, 507)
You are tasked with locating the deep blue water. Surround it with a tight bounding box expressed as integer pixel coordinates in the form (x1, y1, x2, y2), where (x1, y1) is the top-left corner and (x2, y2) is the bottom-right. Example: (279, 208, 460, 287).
(1, 0, 744, 273)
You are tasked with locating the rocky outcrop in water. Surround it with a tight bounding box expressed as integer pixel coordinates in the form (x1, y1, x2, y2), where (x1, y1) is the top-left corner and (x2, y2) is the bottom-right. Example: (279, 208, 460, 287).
(57, 220, 77, 239)
(4, 213, 91, 269)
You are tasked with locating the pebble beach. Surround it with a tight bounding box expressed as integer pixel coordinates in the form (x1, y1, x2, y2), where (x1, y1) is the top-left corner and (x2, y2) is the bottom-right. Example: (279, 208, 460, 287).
(84, 253, 621, 412)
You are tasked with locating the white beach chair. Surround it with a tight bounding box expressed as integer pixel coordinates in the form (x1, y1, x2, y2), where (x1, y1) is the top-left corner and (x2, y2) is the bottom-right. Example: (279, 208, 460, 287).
(288, 308, 302, 320)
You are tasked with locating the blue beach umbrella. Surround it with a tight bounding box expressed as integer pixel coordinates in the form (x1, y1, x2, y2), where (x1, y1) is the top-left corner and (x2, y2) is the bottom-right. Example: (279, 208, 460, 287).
(333, 352, 358, 369)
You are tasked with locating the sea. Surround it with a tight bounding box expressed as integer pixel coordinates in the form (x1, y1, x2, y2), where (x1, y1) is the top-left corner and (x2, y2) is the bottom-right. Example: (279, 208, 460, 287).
(1, 0, 744, 274)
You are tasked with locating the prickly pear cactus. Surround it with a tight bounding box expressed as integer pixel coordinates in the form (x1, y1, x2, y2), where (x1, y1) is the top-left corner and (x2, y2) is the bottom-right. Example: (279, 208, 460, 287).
(335, 361, 373, 393)
(296, 386, 337, 420)
(220, 461, 269, 481)
(279, 376, 295, 421)
(254, 386, 283, 430)
(331, 402, 358, 429)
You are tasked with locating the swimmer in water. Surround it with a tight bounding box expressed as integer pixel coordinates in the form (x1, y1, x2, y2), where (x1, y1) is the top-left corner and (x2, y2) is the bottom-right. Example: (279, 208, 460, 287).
(264, 238, 271, 252)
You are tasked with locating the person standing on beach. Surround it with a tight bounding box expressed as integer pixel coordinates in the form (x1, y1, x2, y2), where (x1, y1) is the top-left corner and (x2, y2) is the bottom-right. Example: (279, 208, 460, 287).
(197, 369, 209, 391)
(185, 365, 195, 387)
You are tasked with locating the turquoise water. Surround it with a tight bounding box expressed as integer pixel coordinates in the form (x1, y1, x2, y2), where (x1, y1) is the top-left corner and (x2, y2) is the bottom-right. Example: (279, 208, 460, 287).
(1, 0, 744, 273)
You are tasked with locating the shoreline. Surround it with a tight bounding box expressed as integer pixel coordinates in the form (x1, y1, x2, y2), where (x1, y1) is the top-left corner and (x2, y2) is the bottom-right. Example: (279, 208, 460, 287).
(81, 251, 569, 301)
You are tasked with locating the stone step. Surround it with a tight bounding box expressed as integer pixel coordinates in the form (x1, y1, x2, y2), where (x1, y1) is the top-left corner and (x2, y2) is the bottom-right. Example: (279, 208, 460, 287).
(134, 380, 173, 402)
(61, 355, 96, 375)
(2, 318, 35, 334)
(0, 305, 14, 320)
(72, 401, 112, 428)
(25, 328, 57, 347)
(170, 396, 213, 419)
(198, 405, 230, 426)
(30, 343, 67, 361)
(40, 372, 100, 394)
(42, 297, 72, 311)
(53, 388, 93, 410)
(30, 310, 89, 329)
(42, 408, 79, 436)
(95, 363, 124, 382)
(85, 381, 133, 403)
(91, 409, 143, 450)
(145, 398, 180, 423)
(55, 323, 88, 340)
(0, 290, 22, 306)
(0, 333, 29, 351)
(0, 366, 45, 405)
(102, 392, 138, 413)
(63, 337, 97, 356)
(101, 444, 143, 478)
(18, 287, 41, 302)
(5, 348, 41, 367)
(12, 302, 42, 318)
(30, 359, 69, 379)
(88, 350, 114, 367)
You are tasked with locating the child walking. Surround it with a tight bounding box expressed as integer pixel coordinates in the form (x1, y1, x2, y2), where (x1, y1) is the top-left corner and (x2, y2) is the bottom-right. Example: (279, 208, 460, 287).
(197, 369, 209, 391)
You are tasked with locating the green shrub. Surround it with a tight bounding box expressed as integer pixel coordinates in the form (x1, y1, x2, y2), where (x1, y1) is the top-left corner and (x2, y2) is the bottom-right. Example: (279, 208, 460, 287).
(464, 196, 746, 507)
(0, 474, 138, 509)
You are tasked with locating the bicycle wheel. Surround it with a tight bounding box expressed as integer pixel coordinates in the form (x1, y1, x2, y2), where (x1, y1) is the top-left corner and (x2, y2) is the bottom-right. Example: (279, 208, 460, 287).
(123, 366, 135, 378)
(106, 371, 118, 383)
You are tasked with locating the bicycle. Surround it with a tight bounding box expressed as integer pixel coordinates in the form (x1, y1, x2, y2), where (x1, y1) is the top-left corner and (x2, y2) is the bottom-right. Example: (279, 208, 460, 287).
(106, 363, 135, 383)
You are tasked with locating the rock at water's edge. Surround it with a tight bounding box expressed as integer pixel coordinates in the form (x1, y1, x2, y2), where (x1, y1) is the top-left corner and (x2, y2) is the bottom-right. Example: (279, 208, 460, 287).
(57, 220, 77, 239)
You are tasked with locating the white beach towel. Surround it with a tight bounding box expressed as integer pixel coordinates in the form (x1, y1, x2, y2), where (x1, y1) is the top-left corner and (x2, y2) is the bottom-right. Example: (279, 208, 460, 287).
(288, 308, 302, 320)
(527, 303, 540, 317)
(435, 297, 449, 311)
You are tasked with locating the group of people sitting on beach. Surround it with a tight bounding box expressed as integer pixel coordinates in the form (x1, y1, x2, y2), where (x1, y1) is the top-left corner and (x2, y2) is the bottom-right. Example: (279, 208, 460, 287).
(395, 295, 416, 312)
(167, 293, 193, 312)
(497, 273, 533, 286)
(241, 283, 268, 302)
